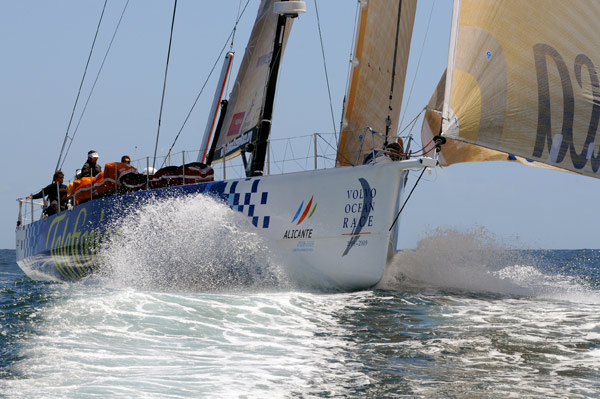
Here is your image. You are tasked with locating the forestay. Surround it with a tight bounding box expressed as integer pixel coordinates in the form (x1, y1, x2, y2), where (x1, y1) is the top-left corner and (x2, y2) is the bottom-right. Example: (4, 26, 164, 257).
(439, 0, 600, 178)
(336, 0, 417, 167)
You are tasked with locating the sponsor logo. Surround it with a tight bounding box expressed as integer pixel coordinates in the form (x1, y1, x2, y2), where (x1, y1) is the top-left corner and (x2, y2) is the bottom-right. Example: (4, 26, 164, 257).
(257, 51, 273, 67)
(225, 130, 253, 153)
(283, 196, 317, 240)
(227, 112, 245, 137)
(41, 207, 112, 280)
(291, 195, 317, 225)
(342, 179, 374, 256)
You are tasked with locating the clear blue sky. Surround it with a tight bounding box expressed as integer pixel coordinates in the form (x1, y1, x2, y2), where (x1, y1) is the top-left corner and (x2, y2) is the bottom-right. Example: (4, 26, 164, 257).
(1, 1, 598, 250)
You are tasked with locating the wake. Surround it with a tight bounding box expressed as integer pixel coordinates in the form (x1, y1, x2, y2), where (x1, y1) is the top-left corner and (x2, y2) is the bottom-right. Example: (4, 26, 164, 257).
(380, 227, 600, 304)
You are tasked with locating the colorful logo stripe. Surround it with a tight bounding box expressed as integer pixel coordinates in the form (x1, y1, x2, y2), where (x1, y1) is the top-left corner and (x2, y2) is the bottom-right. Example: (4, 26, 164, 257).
(291, 196, 317, 225)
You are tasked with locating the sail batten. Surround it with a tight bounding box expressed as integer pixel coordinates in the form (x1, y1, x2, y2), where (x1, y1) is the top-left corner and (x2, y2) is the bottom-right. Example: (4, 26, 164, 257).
(436, 0, 600, 178)
(336, 0, 417, 167)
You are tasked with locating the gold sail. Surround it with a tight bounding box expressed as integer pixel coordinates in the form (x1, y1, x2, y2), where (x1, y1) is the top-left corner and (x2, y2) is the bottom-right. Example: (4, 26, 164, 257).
(441, 0, 600, 178)
(336, 0, 417, 166)
(422, 71, 562, 171)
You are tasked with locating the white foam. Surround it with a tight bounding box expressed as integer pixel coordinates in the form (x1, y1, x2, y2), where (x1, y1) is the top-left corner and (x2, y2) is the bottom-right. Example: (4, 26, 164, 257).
(381, 227, 600, 303)
(1, 288, 375, 398)
(97, 193, 290, 292)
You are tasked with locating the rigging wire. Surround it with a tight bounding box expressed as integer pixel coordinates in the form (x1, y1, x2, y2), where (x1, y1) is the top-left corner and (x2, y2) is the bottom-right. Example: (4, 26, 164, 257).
(60, 0, 131, 171)
(389, 166, 426, 231)
(231, 0, 243, 51)
(159, 0, 252, 168)
(313, 0, 338, 141)
(399, 0, 436, 130)
(152, 0, 178, 170)
(397, 107, 425, 138)
(224, 0, 244, 99)
(55, 0, 108, 172)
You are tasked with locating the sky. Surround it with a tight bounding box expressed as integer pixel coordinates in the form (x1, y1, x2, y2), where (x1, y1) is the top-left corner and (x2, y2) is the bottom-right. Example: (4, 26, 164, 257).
(1, 0, 598, 250)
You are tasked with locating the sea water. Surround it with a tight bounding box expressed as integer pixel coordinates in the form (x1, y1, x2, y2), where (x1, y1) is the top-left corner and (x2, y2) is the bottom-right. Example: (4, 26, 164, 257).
(1, 197, 599, 398)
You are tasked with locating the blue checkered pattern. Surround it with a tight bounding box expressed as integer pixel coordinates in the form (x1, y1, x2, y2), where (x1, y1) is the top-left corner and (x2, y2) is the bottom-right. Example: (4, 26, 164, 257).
(225, 178, 270, 228)
(21, 222, 42, 257)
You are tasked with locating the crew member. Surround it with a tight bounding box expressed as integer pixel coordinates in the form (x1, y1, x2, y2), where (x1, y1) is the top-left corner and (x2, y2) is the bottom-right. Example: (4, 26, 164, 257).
(26, 170, 67, 216)
(121, 155, 138, 173)
(79, 150, 102, 178)
(363, 138, 406, 164)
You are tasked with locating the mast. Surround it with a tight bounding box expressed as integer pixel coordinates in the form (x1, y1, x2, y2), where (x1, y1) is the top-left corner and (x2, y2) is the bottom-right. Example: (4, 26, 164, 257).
(211, 0, 305, 166)
(198, 52, 234, 164)
(207, 100, 229, 165)
(247, 16, 287, 176)
(384, 0, 405, 146)
(248, 2, 306, 176)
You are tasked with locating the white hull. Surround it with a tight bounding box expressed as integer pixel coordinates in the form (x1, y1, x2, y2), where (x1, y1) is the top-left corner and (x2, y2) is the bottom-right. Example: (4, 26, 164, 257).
(215, 161, 417, 289)
(16, 160, 432, 290)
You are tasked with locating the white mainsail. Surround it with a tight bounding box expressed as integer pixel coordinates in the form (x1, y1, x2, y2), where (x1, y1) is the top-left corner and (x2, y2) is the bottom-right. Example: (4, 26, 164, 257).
(213, 0, 295, 162)
(336, 0, 417, 167)
(436, 0, 600, 179)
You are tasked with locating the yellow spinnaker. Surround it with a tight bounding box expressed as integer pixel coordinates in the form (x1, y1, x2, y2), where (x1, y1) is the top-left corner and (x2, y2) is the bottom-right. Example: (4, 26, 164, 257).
(442, 0, 600, 178)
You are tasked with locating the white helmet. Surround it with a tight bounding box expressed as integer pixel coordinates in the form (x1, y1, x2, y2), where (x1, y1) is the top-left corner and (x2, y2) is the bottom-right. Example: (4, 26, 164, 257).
(142, 167, 157, 176)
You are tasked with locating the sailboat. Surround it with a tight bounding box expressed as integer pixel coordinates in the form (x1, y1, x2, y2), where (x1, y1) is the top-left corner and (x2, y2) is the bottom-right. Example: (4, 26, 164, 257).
(15, 0, 435, 290)
(14, 0, 600, 290)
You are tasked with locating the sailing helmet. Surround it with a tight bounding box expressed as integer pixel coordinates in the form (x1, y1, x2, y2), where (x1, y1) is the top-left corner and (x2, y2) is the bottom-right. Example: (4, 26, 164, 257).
(142, 167, 157, 176)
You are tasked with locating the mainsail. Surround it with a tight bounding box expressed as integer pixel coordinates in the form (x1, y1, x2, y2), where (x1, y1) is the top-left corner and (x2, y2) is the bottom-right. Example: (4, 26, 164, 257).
(336, 0, 417, 166)
(437, 0, 600, 178)
(212, 0, 296, 166)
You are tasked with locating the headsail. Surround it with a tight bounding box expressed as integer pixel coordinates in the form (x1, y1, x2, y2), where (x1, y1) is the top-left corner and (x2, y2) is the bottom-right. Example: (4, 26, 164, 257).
(336, 0, 417, 166)
(439, 0, 600, 178)
(422, 71, 563, 171)
(212, 0, 296, 164)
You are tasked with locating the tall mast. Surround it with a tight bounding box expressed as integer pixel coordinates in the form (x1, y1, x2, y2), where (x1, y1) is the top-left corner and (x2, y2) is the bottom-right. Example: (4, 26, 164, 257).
(198, 52, 234, 164)
(248, 2, 306, 176)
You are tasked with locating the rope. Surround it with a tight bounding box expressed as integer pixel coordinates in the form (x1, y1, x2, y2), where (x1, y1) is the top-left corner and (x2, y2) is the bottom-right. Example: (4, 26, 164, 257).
(60, 0, 130, 170)
(152, 0, 178, 170)
(389, 166, 426, 231)
(160, 0, 252, 169)
(313, 0, 337, 142)
(55, 0, 108, 172)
